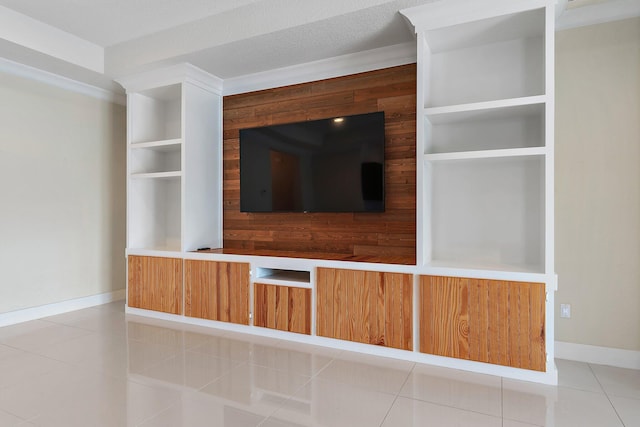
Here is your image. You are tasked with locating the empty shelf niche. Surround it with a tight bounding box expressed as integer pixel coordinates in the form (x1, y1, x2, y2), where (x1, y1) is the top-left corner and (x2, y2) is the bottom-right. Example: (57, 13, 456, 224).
(130, 84, 182, 144)
(256, 268, 311, 286)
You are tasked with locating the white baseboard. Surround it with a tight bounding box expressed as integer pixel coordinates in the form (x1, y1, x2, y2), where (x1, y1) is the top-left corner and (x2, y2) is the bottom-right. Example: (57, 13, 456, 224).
(555, 341, 640, 370)
(0, 289, 126, 327)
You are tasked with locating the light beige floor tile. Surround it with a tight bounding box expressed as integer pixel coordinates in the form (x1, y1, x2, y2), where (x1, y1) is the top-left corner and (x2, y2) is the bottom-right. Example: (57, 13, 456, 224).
(609, 395, 640, 426)
(199, 362, 310, 417)
(591, 363, 640, 399)
(29, 331, 125, 364)
(381, 396, 502, 427)
(503, 379, 623, 427)
(248, 344, 333, 377)
(271, 377, 396, 427)
(139, 392, 266, 427)
(399, 364, 502, 417)
(0, 344, 23, 360)
(0, 323, 90, 353)
(317, 354, 413, 394)
(126, 339, 182, 374)
(141, 350, 238, 389)
(502, 420, 540, 427)
(555, 359, 604, 393)
(189, 336, 256, 362)
(31, 376, 180, 427)
(0, 409, 25, 426)
(0, 320, 52, 341)
(0, 351, 68, 389)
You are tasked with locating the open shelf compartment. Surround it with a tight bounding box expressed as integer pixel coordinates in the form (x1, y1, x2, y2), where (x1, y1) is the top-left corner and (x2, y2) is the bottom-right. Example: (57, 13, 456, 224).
(130, 139, 182, 174)
(129, 84, 182, 144)
(425, 100, 546, 155)
(128, 176, 181, 251)
(423, 8, 546, 108)
(424, 155, 545, 273)
(255, 267, 311, 286)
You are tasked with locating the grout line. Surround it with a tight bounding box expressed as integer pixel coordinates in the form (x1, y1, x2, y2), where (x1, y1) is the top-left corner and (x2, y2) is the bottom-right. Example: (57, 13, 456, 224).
(378, 362, 415, 426)
(588, 363, 626, 426)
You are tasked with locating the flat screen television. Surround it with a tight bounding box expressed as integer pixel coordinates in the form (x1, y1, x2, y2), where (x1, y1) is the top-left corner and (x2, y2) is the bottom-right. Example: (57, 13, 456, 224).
(239, 111, 385, 213)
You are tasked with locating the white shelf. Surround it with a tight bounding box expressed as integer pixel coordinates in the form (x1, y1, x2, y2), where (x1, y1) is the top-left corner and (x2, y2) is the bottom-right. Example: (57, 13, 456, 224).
(130, 138, 182, 150)
(424, 147, 546, 162)
(130, 171, 182, 179)
(424, 95, 546, 120)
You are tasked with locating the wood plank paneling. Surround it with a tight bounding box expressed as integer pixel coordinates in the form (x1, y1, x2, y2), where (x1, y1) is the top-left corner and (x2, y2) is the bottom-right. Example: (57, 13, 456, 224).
(316, 267, 412, 350)
(254, 283, 311, 335)
(128, 256, 182, 315)
(223, 64, 416, 264)
(419, 276, 546, 372)
(184, 260, 250, 325)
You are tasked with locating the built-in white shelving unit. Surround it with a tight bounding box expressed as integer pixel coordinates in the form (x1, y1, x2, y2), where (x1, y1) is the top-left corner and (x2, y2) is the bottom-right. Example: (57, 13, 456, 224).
(401, 0, 555, 275)
(118, 64, 223, 253)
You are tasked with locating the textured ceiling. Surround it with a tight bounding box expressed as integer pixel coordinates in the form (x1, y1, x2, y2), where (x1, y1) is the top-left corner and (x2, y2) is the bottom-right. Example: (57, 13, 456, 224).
(0, 0, 264, 46)
(0, 0, 633, 93)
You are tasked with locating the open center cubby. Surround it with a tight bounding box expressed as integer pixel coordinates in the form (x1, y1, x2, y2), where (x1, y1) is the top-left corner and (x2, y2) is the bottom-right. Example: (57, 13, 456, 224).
(255, 267, 311, 285)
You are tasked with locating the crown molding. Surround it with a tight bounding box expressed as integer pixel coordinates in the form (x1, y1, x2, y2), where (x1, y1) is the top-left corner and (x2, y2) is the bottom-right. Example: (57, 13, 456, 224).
(0, 57, 125, 105)
(223, 42, 417, 96)
(556, 0, 640, 30)
(116, 63, 223, 94)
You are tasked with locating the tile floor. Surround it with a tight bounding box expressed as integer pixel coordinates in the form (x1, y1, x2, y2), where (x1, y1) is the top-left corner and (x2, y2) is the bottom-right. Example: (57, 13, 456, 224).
(0, 301, 638, 426)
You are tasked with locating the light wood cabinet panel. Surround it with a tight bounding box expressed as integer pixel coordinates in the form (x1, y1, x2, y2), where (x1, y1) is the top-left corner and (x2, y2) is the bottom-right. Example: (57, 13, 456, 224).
(420, 275, 546, 371)
(316, 268, 412, 351)
(254, 283, 311, 335)
(184, 260, 250, 325)
(128, 255, 183, 315)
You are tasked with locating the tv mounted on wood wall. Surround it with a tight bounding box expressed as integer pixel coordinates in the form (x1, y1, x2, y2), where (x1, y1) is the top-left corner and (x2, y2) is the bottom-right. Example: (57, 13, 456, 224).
(239, 111, 385, 213)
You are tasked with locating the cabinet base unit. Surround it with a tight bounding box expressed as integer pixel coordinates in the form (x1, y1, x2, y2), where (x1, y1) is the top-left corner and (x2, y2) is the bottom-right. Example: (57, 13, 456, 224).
(316, 268, 413, 351)
(419, 275, 546, 372)
(254, 283, 311, 335)
(184, 260, 250, 325)
(127, 255, 183, 314)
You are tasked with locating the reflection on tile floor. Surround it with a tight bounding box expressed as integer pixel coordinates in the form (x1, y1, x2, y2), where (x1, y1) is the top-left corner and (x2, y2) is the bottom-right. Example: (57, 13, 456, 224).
(0, 301, 637, 426)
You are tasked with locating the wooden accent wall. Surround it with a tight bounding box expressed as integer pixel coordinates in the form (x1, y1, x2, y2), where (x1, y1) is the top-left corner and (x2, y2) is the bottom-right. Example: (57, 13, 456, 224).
(128, 256, 183, 315)
(316, 267, 413, 350)
(184, 260, 250, 325)
(254, 284, 312, 335)
(223, 64, 416, 263)
(420, 275, 546, 371)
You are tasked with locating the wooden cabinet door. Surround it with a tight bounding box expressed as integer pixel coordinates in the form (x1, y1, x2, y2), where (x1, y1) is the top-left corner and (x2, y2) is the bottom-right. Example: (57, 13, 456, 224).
(128, 255, 183, 314)
(316, 268, 412, 350)
(184, 260, 250, 325)
(254, 283, 311, 335)
(420, 275, 546, 371)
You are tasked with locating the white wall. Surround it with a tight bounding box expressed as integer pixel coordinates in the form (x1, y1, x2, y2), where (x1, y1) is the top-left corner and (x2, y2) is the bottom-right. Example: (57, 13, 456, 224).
(0, 71, 126, 313)
(555, 17, 640, 351)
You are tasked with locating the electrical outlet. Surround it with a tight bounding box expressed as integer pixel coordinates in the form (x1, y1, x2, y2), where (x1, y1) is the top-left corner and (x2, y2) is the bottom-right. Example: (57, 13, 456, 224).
(560, 304, 571, 318)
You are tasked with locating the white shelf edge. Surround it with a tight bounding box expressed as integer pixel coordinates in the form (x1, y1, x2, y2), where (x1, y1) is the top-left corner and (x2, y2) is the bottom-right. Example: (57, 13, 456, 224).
(130, 138, 183, 149)
(425, 95, 547, 117)
(253, 278, 313, 289)
(424, 146, 547, 161)
(129, 171, 182, 179)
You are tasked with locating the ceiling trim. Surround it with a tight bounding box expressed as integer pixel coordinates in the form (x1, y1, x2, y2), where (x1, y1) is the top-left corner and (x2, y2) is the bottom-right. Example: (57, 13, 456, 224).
(0, 5, 104, 73)
(0, 57, 125, 105)
(223, 42, 417, 96)
(556, 0, 640, 30)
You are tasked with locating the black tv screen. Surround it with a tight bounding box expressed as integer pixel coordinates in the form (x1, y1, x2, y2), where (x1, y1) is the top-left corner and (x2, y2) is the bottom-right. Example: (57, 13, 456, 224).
(239, 111, 385, 213)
